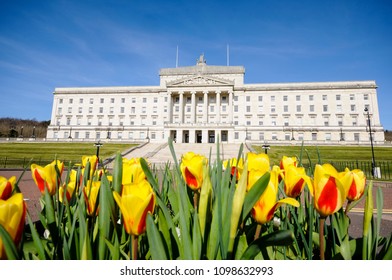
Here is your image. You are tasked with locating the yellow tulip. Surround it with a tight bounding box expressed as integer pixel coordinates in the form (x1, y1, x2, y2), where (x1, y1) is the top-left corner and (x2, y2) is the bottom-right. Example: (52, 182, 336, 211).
(0, 193, 26, 259)
(283, 165, 313, 198)
(31, 160, 64, 195)
(113, 180, 155, 236)
(339, 168, 366, 202)
(122, 157, 146, 185)
(246, 153, 270, 191)
(247, 152, 270, 173)
(83, 180, 101, 216)
(313, 164, 347, 218)
(251, 166, 299, 225)
(0, 176, 16, 200)
(180, 152, 207, 191)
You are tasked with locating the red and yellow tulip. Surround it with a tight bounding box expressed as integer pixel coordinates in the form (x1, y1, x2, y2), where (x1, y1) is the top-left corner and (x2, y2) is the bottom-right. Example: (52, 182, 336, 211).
(180, 152, 207, 191)
(223, 157, 244, 180)
(113, 179, 155, 236)
(59, 169, 80, 203)
(0, 176, 16, 200)
(251, 166, 300, 224)
(83, 180, 101, 216)
(313, 163, 347, 217)
(82, 155, 98, 179)
(280, 156, 297, 170)
(0, 193, 26, 259)
(340, 168, 366, 202)
(122, 157, 146, 185)
(283, 165, 313, 198)
(31, 160, 64, 195)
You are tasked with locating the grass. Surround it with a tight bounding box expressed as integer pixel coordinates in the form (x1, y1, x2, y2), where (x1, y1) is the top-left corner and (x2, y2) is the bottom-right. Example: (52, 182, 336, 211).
(0, 142, 137, 168)
(252, 145, 392, 165)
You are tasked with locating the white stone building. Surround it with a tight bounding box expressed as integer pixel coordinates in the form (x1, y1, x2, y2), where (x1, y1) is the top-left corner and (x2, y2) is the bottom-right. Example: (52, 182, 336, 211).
(47, 55, 385, 145)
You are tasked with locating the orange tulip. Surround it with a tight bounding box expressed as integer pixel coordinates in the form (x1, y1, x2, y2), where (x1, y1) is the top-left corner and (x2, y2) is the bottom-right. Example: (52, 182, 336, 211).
(122, 157, 146, 185)
(31, 160, 64, 195)
(283, 165, 313, 198)
(0, 193, 26, 259)
(180, 152, 207, 191)
(313, 164, 347, 217)
(340, 168, 366, 202)
(251, 166, 299, 224)
(83, 180, 101, 216)
(113, 180, 155, 236)
(0, 176, 16, 200)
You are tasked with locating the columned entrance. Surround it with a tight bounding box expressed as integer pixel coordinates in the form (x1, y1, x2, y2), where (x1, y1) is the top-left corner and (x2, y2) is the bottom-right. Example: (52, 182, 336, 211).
(183, 130, 189, 143)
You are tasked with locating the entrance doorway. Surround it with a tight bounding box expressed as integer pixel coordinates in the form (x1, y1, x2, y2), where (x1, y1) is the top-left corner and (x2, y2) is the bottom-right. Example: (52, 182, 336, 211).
(208, 130, 215, 143)
(196, 130, 202, 143)
(183, 130, 189, 143)
(221, 130, 228, 142)
(170, 130, 177, 143)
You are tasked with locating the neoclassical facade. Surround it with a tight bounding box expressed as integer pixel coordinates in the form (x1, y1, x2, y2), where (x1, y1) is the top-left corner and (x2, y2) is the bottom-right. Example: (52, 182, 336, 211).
(47, 55, 385, 144)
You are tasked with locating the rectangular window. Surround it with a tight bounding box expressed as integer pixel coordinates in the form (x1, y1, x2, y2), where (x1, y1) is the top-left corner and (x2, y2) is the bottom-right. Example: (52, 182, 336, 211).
(258, 96, 263, 102)
(121, 98, 125, 103)
(271, 96, 275, 102)
(323, 105, 328, 112)
(351, 104, 356, 111)
(296, 105, 301, 112)
(234, 132, 239, 140)
(78, 107, 82, 114)
(312, 133, 317, 141)
(89, 98, 93, 104)
(350, 94, 355, 100)
(283, 95, 288, 101)
(364, 94, 369, 101)
(100, 98, 104, 103)
(271, 105, 276, 113)
(246, 106, 251, 113)
(143, 98, 147, 103)
(79, 98, 83, 104)
(284, 105, 288, 112)
(325, 133, 331, 141)
(99, 107, 103, 113)
(246, 96, 251, 102)
(309, 95, 314, 101)
(336, 95, 341, 101)
(310, 105, 314, 112)
(110, 98, 115, 103)
(259, 132, 264, 141)
(296, 95, 300, 101)
(322, 95, 327, 101)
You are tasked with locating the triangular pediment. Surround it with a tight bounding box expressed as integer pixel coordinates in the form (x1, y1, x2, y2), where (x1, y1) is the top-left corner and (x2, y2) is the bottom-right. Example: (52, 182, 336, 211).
(167, 75, 234, 87)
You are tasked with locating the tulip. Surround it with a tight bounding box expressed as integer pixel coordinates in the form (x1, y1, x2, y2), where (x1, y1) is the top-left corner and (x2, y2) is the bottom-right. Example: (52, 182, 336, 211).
(223, 157, 244, 180)
(313, 163, 347, 218)
(113, 179, 155, 236)
(180, 152, 207, 191)
(31, 160, 64, 195)
(283, 165, 313, 198)
(340, 168, 366, 202)
(83, 180, 101, 216)
(247, 152, 270, 173)
(280, 156, 297, 170)
(59, 169, 79, 203)
(0, 176, 16, 200)
(0, 193, 26, 259)
(82, 155, 98, 179)
(122, 157, 146, 185)
(251, 166, 300, 225)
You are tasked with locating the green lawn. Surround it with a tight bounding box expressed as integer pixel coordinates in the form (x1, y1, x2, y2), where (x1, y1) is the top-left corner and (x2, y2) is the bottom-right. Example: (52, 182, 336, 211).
(252, 145, 392, 165)
(0, 142, 137, 167)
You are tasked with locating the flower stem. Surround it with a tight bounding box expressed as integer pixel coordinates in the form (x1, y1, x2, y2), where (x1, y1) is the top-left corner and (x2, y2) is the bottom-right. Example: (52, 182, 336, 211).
(254, 224, 262, 241)
(132, 234, 138, 260)
(344, 201, 352, 215)
(319, 217, 325, 260)
(193, 191, 200, 210)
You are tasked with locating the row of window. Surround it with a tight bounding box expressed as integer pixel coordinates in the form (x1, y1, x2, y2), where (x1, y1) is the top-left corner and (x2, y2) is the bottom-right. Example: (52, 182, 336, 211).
(57, 92, 370, 105)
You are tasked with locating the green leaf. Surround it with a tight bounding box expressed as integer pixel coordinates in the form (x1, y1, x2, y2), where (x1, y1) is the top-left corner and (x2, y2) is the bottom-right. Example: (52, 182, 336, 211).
(98, 176, 113, 259)
(146, 213, 168, 260)
(241, 172, 270, 222)
(192, 211, 202, 260)
(140, 157, 160, 194)
(0, 223, 19, 260)
(26, 214, 46, 259)
(240, 230, 295, 260)
(112, 152, 123, 194)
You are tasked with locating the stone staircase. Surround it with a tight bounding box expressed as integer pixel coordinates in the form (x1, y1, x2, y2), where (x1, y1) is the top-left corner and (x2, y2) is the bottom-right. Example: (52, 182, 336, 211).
(121, 142, 250, 167)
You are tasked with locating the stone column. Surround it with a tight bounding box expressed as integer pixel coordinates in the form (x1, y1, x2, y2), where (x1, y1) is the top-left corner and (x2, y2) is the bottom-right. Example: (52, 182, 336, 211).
(216, 90, 221, 123)
(203, 91, 208, 123)
(179, 91, 184, 124)
(191, 91, 196, 124)
(228, 90, 233, 124)
(167, 91, 172, 123)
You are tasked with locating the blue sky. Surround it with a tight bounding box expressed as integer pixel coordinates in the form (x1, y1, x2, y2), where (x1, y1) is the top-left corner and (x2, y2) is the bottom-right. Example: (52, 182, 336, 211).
(1, 0, 391, 129)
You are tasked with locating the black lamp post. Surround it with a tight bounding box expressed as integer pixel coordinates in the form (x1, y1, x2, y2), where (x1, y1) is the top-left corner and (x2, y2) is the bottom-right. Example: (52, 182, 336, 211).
(261, 143, 270, 154)
(364, 107, 376, 176)
(291, 128, 295, 140)
(94, 140, 103, 159)
(32, 126, 36, 138)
